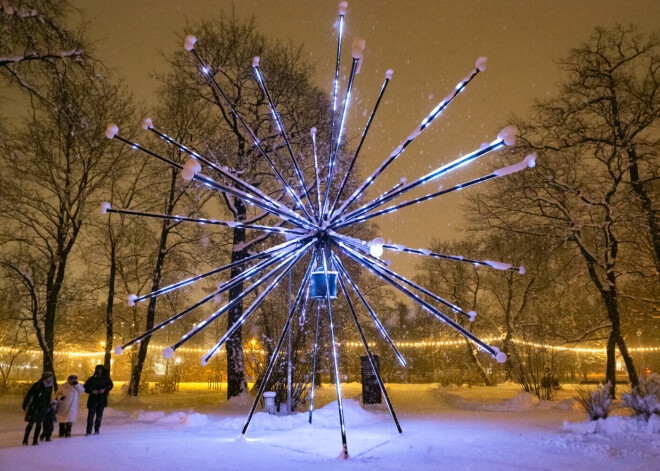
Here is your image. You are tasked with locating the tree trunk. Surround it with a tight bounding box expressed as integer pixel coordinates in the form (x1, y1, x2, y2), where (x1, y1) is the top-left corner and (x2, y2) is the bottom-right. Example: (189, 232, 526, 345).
(464, 340, 491, 385)
(127, 221, 168, 396)
(226, 197, 248, 400)
(605, 329, 618, 397)
(617, 336, 639, 391)
(104, 242, 116, 369)
(626, 148, 660, 277)
(43, 253, 69, 388)
(601, 285, 639, 398)
(127, 167, 178, 396)
(501, 332, 515, 382)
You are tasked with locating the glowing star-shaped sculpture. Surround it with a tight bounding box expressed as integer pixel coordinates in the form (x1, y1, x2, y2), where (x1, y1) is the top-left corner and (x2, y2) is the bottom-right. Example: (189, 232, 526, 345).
(104, 2, 533, 458)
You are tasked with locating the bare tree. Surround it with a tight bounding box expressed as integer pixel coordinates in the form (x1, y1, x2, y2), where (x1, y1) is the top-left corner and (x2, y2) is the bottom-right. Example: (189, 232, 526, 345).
(470, 25, 660, 396)
(82, 153, 152, 369)
(0, 0, 84, 103)
(415, 239, 494, 385)
(538, 25, 659, 277)
(160, 13, 334, 399)
(118, 71, 228, 396)
(0, 60, 134, 376)
(0, 283, 33, 391)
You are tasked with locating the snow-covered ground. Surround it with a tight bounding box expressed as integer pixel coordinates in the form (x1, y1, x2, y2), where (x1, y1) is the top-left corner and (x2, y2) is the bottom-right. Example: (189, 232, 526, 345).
(0, 383, 658, 470)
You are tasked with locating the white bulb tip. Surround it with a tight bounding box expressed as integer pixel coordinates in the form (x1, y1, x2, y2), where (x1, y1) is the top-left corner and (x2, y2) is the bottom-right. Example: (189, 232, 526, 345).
(201, 357, 209, 366)
(497, 125, 518, 146)
(385, 69, 394, 80)
(518, 266, 526, 275)
(100, 202, 111, 214)
(351, 37, 366, 59)
(369, 237, 385, 258)
(184, 35, 197, 51)
(496, 352, 507, 363)
(252, 56, 260, 67)
(475, 56, 487, 72)
(338, 1, 348, 15)
(181, 166, 195, 181)
(162, 347, 175, 360)
(400, 177, 407, 185)
(468, 311, 477, 322)
(105, 124, 118, 139)
(526, 153, 537, 168)
(369, 247, 383, 258)
(114, 346, 124, 355)
(141, 117, 153, 130)
(186, 158, 201, 173)
(128, 294, 137, 307)
(310, 127, 317, 136)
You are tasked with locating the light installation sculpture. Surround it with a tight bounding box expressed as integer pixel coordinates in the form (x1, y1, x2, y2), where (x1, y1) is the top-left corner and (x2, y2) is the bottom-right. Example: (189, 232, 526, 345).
(104, 1, 535, 458)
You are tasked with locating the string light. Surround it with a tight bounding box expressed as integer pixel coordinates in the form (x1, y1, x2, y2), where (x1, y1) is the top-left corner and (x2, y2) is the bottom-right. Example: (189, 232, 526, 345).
(3, 339, 657, 357)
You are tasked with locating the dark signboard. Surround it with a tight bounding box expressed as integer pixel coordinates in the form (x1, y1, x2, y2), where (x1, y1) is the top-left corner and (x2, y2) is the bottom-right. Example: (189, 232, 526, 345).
(360, 355, 382, 404)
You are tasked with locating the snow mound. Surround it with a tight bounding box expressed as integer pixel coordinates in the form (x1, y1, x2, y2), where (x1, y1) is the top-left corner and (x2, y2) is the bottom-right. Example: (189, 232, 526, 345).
(563, 414, 660, 437)
(226, 389, 252, 407)
(492, 392, 540, 411)
(131, 410, 167, 421)
(102, 407, 128, 418)
(556, 398, 579, 410)
(130, 409, 211, 427)
(311, 399, 386, 428)
(219, 398, 386, 432)
(438, 390, 579, 412)
(224, 412, 301, 432)
(155, 411, 211, 427)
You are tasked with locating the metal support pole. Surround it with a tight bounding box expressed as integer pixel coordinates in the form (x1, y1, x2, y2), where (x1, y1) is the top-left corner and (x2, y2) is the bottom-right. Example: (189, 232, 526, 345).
(287, 271, 292, 414)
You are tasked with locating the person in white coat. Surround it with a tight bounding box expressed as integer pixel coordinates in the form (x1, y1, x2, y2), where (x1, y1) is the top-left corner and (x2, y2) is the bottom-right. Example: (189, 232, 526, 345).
(56, 375, 85, 437)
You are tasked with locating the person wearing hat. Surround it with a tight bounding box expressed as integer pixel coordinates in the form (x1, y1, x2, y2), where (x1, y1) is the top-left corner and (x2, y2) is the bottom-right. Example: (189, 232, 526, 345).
(22, 371, 54, 446)
(56, 374, 85, 437)
(84, 364, 113, 435)
(40, 398, 58, 442)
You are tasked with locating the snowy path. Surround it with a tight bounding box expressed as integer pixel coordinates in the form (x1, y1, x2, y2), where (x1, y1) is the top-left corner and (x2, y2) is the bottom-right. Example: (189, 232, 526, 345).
(1, 384, 658, 470)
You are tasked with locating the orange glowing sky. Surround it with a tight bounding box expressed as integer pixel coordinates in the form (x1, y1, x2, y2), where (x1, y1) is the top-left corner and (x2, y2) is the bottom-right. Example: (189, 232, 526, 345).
(16, 0, 659, 280)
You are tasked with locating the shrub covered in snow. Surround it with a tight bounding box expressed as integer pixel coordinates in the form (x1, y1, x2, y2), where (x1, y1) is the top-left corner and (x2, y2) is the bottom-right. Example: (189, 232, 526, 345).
(574, 383, 611, 420)
(622, 374, 660, 420)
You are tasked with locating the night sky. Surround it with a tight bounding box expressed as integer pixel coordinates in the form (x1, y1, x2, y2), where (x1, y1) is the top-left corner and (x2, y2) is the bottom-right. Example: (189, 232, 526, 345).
(65, 0, 660, 279)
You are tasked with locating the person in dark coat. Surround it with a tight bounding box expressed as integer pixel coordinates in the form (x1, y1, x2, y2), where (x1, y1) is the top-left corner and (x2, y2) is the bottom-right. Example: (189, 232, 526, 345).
(40, 399, 58, 442)
(22, 371, 54, 446)
(84, 364, 113, 435)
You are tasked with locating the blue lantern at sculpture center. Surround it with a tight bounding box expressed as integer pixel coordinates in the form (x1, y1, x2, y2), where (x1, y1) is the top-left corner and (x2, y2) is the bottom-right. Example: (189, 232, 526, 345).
(310, 269, 338, 299)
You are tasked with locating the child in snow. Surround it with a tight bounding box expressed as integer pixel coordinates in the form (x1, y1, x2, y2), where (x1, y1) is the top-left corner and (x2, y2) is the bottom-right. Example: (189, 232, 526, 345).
(84, 364, 113, 435)
(22, 371, 54, 446)
(56, 374, 85, 437)
(40, 399, 58, 442)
